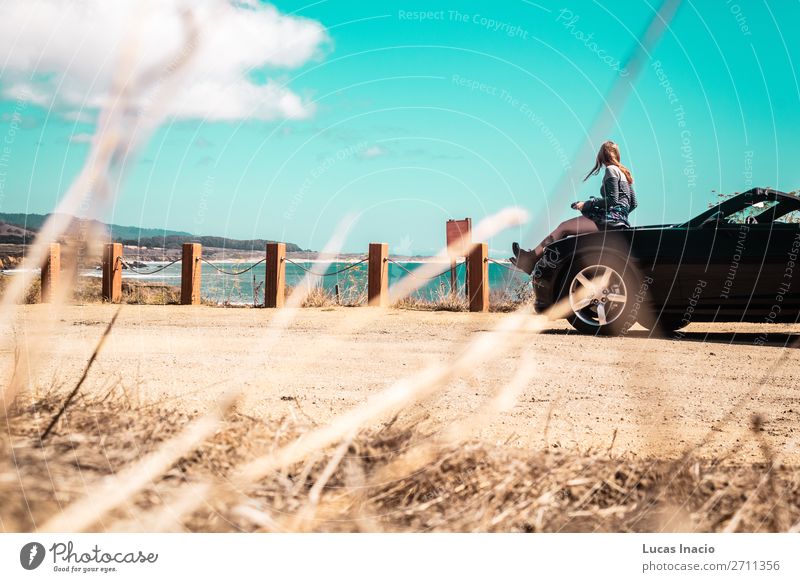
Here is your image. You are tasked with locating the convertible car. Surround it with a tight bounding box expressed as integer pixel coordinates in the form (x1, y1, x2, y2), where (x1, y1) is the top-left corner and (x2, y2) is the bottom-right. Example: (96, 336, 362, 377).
(532, 187, 800, 335)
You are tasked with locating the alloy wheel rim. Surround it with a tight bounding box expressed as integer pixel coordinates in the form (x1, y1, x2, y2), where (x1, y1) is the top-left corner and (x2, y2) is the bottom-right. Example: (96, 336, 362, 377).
(568, 265, 628, 327)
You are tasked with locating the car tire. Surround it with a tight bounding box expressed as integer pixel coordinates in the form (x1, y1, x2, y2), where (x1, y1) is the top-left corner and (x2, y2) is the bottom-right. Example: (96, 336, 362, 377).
(559, 252, 641, 336)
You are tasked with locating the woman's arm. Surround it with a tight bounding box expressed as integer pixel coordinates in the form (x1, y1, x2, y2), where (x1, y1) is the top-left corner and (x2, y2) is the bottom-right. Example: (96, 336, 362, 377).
(578, 197, 600, 217)
(602, 166, 623, 206)
(629, 185, 638, 212)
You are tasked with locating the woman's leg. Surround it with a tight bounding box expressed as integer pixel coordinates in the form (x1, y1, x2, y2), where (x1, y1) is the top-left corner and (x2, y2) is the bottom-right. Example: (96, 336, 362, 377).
(511, 216, 598, 274)
(531, 216, 599, 260)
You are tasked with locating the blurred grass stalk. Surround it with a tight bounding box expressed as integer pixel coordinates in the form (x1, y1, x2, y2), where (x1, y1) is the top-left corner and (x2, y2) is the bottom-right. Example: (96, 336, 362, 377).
(1, 4, 202, 410)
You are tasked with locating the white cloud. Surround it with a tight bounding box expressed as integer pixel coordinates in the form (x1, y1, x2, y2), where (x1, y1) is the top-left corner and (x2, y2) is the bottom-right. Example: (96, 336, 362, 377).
(63, 111, 96, 124)
(69, 133, 94, 143)
(359, 145, 389, 159)
(0, 0, 328, 122)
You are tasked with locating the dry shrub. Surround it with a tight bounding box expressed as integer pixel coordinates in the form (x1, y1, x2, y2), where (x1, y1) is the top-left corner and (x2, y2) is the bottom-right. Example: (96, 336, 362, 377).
(490, 280, 534, 313)
(285, 282, 367, 308)
(301, 287, 337, 308)
(1, 273, 525, 311)
(394, 284, 467, 312)
(2, 396, 796, 533)
(121, 282, 181, 305)
(0, 276, 180, 305)
(393, 279, 533, 313)
(71, 277, 180, 305)
(335, 277, 368, 306)
(70, 277, 102, 303)
(0, 275, 41, 304)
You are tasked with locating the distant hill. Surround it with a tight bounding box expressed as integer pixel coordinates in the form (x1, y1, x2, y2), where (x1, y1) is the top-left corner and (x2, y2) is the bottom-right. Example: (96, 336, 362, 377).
(129, 235, 305, 253)
(0, 212, 193, 242)
(0, 221, 34, 243)
(0, 212, 305, 252)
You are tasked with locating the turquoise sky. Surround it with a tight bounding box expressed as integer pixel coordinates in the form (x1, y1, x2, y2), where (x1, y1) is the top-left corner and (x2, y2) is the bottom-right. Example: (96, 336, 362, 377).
(1, 0, 799, 255)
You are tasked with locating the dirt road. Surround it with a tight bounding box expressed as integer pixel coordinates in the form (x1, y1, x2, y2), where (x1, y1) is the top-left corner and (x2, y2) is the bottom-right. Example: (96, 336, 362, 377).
(5, 304, 800, 463)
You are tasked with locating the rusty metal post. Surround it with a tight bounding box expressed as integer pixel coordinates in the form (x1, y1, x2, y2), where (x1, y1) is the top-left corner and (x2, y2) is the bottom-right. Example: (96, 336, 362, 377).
(181, 243, 202, 305)
(40, 243, 61, 303)
(102, 242, 122, 303)
(467, 242, 489, 313)
(368, 243, 388, 307)
(265, 242, 286, 308)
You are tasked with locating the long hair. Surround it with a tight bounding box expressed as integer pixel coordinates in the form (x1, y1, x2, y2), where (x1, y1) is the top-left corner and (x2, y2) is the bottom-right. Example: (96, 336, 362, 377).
(583, 140, 634, 184)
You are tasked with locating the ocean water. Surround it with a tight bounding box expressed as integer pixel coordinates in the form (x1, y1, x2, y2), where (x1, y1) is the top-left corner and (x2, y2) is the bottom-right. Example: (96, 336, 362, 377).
(79, 260, 531, 305)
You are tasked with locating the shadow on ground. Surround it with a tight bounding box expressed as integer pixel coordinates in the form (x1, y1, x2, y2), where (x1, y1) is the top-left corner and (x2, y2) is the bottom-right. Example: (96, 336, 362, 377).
(540, 328, 800, 348)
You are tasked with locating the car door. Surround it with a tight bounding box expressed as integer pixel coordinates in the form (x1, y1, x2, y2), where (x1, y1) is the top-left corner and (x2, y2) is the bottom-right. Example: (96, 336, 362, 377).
(628, 226, 688, 308)
(746, 211, 800, 318)
(677, 219, 756, 320)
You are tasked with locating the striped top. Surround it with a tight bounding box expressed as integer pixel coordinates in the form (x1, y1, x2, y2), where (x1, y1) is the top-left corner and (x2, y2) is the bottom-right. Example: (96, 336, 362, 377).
(582, 165, 638, 227)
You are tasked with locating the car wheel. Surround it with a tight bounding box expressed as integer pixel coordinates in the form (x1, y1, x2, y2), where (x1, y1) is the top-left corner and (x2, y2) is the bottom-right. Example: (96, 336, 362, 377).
(637, 308, 687, 336)
(561, 254, 639, 336)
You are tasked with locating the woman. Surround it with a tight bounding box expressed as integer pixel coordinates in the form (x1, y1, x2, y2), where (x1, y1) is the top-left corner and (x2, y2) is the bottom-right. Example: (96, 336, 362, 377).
(511, 140, 638, 274)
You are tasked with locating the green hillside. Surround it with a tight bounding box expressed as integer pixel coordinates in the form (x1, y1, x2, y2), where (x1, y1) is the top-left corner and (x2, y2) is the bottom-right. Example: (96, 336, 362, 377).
(0, 213, 191, 240)
(0, 213, 305, 252)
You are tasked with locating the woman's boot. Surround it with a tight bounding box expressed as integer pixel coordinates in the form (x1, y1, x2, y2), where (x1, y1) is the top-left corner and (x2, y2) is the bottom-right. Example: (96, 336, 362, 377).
(509, 242, 537, 275)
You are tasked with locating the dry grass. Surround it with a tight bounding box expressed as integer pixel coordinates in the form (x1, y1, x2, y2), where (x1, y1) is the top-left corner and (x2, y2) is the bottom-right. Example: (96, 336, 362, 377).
(489, 280, 534, 313)
(0, 275, 41, 304)
(2, 272, 531, 311)
(0, 274, 36, 303)
(1, 275, 181, 306)
(125, 283, 181, 306)
(73, 278, 181, 305)
(393, 279, 533, 313)
(394, 287, 468, 312)
(2, 395, 796, 532)
(288, 281, 368, 308)
(297, 287, 341, 308)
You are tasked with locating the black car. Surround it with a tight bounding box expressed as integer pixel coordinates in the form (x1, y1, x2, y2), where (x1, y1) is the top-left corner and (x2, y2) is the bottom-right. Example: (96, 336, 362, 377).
(532, 187, 800, 335)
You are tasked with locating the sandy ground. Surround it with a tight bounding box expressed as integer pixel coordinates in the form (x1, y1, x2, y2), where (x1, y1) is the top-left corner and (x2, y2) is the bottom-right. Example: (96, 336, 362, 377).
(4, 304, 800, 464)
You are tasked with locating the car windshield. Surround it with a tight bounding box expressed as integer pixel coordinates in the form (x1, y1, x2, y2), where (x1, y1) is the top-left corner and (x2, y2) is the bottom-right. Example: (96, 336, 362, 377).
(773, 210, 800, 224)
(752, 201, 800, 224)
(725, 200, 800, 225)
(684, 190, 800, 228)
(724, 200, 781, 224)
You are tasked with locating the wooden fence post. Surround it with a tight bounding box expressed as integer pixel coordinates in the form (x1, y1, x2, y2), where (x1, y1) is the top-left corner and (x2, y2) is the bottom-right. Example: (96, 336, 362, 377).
(368, 242, 389, 307)
(102, 242, 122, 303)
(181, 243, 202, 305)
(40, 243, 61, 303)
(265, 242, 285, 308)
(467, 242, 489, 312)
